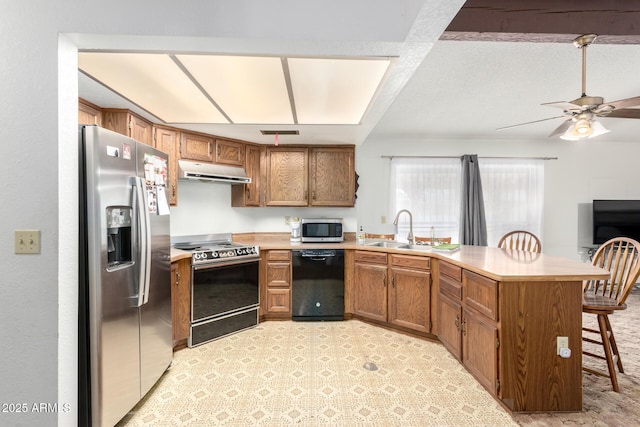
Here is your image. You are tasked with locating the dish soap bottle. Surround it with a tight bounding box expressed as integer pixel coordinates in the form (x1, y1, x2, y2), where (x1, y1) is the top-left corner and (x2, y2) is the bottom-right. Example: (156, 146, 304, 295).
(358, 226, 366, 244)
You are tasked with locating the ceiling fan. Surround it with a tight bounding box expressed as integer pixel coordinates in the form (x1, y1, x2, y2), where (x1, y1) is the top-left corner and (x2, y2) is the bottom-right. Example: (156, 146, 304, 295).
(498, 34, 640, 140)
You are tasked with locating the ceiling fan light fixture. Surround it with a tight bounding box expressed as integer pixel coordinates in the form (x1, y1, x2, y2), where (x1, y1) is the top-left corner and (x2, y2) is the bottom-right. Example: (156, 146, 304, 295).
(575, 118, 592, 135)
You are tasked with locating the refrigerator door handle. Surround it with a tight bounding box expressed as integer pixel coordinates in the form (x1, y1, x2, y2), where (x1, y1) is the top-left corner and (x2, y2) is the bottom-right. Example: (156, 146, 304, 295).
(133, 176, 152, 307)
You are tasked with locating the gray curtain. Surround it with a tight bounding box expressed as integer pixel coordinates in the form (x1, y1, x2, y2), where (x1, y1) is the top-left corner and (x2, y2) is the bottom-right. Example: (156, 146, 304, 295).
(459, 154, 487, 246)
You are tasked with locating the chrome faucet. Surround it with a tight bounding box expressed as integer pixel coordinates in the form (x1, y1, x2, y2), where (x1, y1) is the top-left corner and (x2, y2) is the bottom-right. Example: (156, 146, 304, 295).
(393, 209, 414, 244)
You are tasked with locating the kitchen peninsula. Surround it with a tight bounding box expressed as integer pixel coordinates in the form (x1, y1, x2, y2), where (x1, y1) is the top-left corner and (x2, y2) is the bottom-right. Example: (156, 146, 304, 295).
(172, 235, 609, 414)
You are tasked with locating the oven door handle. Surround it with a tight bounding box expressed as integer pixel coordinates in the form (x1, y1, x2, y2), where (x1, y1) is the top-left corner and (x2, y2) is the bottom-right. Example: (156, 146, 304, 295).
(193, 257, 259, 270)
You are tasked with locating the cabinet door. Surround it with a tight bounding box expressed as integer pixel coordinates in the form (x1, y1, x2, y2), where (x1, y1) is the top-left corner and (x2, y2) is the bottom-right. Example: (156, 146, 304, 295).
(389, 266, 431, 333)
(265, 250, 292, 315)
(215, 139, 245, 167)
(232, 145, 264, 207)
(265, 147, 308, 206)
(171, 259, 191, 349)
(438, 292, 463, 360)
(462, 307, 499, 395)
(78, 98, 101, 125)
(309, 147, 355, 206)
(353, 262, 387, 322)
(180, 132, 214, 162)
(153, 126, 179, 206)
(129, 114, 153, 146)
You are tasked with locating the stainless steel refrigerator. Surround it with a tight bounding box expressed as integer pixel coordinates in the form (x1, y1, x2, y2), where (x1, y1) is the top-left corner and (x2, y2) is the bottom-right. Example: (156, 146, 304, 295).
(79, 125, 172, 427)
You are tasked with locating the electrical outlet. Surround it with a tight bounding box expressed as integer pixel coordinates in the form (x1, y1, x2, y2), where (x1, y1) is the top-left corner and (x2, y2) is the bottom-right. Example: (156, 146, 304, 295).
(557, 336, 568, 355)
(15, 229, 41, 254)
(381, 215, 387, 224)
(284, 216, 290, 225)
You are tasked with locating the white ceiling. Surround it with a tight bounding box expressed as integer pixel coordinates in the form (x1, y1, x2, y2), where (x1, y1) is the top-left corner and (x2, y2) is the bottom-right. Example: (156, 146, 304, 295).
(77, 2, 640, 146)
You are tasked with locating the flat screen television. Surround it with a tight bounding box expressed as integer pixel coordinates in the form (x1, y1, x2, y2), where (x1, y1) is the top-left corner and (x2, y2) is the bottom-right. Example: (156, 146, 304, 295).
(592, 199, 640, 244)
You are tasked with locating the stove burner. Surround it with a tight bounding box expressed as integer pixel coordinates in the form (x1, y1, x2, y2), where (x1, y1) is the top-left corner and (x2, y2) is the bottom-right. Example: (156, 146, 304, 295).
(173, 243, 204, 251)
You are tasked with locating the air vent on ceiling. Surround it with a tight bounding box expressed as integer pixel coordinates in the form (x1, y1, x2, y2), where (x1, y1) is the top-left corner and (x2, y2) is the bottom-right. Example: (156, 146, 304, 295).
(260, 130, 299, 135)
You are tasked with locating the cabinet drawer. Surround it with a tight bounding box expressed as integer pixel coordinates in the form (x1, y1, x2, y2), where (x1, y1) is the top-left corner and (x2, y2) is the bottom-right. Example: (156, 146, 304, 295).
(440, 260, 462, 281)
(267, 250, 291, 261)
(463, 270, 498, 321)
(439, 274, 462, 301)
(390, 254, 430, 270)
(354, 250, 387, 265)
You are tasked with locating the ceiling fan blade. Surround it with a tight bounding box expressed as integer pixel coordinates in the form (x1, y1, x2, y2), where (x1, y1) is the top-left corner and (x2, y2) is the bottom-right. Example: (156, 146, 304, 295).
(602, 108, 640, 119)
(542, 101, 582, 111)
(549, 118, 573, 137)
(600, 95, 640, 110)
(496, 115, 565, 131)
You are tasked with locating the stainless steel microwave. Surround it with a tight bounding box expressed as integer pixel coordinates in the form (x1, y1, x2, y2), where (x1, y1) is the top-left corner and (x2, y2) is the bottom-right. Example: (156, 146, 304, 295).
(300, 218, 343, 242)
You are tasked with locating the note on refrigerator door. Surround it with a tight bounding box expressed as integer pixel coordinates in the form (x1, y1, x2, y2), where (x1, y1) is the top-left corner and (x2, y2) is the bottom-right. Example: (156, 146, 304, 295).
(157, 186, 170, 215)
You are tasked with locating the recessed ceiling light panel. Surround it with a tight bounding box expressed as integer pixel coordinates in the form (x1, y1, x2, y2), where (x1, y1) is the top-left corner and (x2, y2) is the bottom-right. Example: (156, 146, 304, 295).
(78, 52, 228, 123)
(288, 57, 391, 124)
(177, 55, 293, 124)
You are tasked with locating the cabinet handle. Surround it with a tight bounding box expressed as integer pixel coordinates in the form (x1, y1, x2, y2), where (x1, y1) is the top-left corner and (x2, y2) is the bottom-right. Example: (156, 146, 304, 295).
(217, 145, 221, 156)
(209, 142, 212, 156)
(455, 313, 460, 330)
(172, 184, 176, 197)
(246, 187, 250, 200)
(175, 271, 181, 286)
(461, 319, 467, 336)
(312, 191, 316, 200)
(391, 274, 395, 288)
(382, 273, 387, 287)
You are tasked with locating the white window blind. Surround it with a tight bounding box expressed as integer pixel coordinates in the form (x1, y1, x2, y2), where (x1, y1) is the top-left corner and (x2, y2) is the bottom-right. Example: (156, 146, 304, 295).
(389, 157, 544, 246)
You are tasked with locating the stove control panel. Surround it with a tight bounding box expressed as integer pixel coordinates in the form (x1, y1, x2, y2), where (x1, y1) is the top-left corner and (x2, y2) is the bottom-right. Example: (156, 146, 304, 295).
(192, 245, 259, 264)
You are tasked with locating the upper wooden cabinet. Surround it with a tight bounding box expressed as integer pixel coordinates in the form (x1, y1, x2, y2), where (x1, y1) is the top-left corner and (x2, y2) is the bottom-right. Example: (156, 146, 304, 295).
(263, 145, 356, 207)
(180, 131, 214, 162)
(153, 126, 179, 206)
(101, 108, 153, 146)
(215, 139, 245, 167)
(309, 147, 355, 206)
(265, 147, 309, 206)
(232, 144, 264, 207)
(78, 98, 102, 126)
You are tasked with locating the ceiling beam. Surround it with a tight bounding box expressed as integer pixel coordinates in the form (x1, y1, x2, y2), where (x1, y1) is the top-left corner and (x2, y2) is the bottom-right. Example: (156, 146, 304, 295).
(442, 0, 640, 44)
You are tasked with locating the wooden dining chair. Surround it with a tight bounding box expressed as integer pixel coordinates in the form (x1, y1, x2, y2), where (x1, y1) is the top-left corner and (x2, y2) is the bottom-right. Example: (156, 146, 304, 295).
(365, 233, 395, 240)
(582, 237, 640, 392)
(497, 230, 541, 253)
(415, 236, 452, 244)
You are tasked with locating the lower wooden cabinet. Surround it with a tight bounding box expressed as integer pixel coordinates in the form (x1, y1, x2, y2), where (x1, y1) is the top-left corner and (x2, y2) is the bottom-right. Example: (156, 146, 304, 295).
(263, 250, 292, 318)
(438, 262, 499, 394)
(353, 251, 388, 322)
(353, 251, 432, 334)
(171, 258, 191, 349)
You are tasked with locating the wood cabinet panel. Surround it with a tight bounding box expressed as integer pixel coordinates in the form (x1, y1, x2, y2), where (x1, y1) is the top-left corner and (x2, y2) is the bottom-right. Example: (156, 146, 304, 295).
(438, 292, 463, 360)
(102, 109, 153, 146)
(171, 259, 191, 349)
(390, 254, 430, 270)
(354, 250, 387, 265)
(440, 260, 462, 281)
(439, 274, 462, 300)
(462, 307, 499, 394)
(153, 126, 179, 206)
(309, 147, 355, 206)
(463, 270, 499, 321)
(353, 261, 388, 322)
(265, 147, 308, 206)
(215, 139, 244, 167)
(389, 266, 431, 333)
(264, 250, 292, 317)
(232, 144, 264, 207)
(78, 98, 102, 125)
(266, 288, 291, 313)
(180, 132, 214, 162)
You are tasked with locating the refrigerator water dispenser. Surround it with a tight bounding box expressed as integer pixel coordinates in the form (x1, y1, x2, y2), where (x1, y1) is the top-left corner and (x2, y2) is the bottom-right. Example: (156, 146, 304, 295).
(106, 206, 132, 267)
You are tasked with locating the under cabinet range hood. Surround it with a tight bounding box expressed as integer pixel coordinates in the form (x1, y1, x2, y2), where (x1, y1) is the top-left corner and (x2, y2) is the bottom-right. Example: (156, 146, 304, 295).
(178, 160, 251, 184)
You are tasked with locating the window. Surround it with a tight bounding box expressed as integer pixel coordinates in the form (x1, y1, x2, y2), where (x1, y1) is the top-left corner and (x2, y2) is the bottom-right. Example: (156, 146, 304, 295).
(390, 157, 544, 245)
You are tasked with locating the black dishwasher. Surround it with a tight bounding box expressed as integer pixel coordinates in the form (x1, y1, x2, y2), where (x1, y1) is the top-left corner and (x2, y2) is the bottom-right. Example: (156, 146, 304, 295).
(292, 249, 344, 321)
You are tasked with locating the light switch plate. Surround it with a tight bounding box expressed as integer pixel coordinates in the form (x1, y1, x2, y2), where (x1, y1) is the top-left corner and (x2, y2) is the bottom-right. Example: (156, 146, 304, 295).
(15, 230, 41, 254)
(557, 336, 568, 355)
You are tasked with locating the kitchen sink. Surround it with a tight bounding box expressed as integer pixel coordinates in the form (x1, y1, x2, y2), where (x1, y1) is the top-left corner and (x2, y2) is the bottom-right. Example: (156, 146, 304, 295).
(365, 241, 409, 249)
(399, 244, 432, 251)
